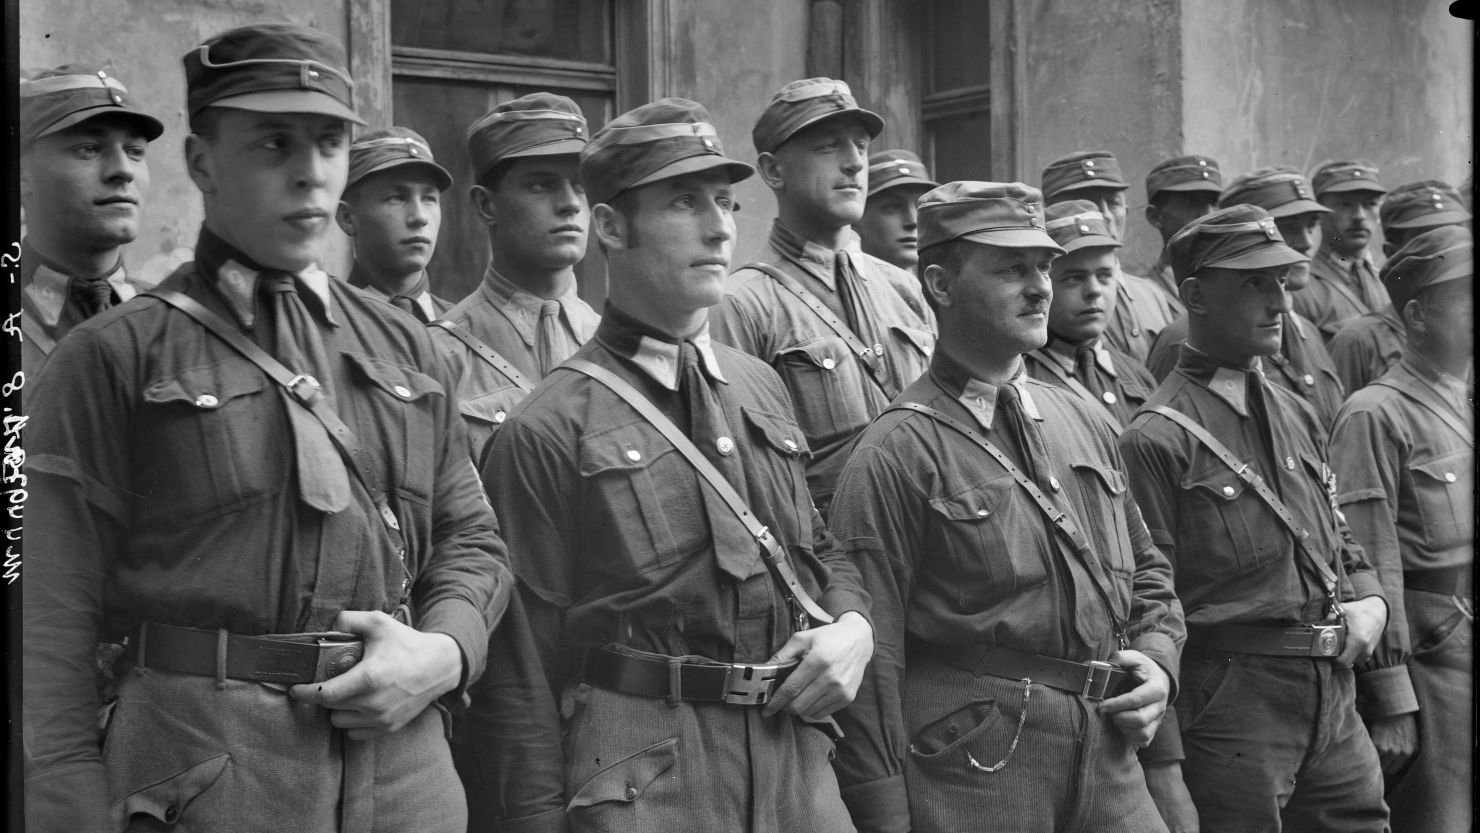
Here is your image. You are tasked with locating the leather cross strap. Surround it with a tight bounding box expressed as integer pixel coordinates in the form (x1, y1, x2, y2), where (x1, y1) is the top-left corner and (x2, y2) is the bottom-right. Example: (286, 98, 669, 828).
(559, 358, 835, 627)
(1372, 375, 1474, 448)
(740, 260, 894, 399)
(1142, 404, 1342, 602)
(429, 318, 534, 392)
(887, 400, 1129, 645)
(1026, 349, 1123, 433)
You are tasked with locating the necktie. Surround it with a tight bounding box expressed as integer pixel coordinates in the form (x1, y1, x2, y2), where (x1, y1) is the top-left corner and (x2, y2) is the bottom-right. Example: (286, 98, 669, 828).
(997, 382, 1051, 489)
(70, 274, 116, 318)
(536, 300, 564, 376)
(835, 253, 890, 393)
(680, 341, 759, 580)
(261, 272, 352, 513)
(387, 274, 430, 323)
(1075, 345, 1108, 403)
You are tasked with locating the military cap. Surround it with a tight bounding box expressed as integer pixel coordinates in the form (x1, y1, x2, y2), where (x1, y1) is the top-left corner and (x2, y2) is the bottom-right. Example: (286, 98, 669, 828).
(20, 65, 164, 148)
(866, 149, 938, 198)
(1310, 159, 1386, 197)
(581, 98, 755, 206)
(465, 93, 588, 182)
(752, 77, 884, 155)
(1040, 150, 1129, 203)
(1145, 155, 1223, 202)
(184, 23, 363, 125)
(1044, 200, 1122, 254)
(1219, 165, 1329, 218)
(346, 126, 453, 192)
(1380, 225, 1472, 312)
(917, 181, 1064, 253)
(1378, 180, 1471, 232)
(1168, 204, 1308, 280)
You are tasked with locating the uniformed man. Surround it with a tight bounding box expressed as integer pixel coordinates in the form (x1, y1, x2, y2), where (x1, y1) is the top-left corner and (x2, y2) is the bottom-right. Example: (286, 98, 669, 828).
(1024, 199, 1157, 428)
(714, 78, 935, 518)
(336, 126, 455, 321)
(1295, 159, 1389, 341)
(853, 149, 939, 274)
(22, 23, 508, 831)
(1120, 205, 1390, 832)
(484, 98, 874, 833)
(1143, 154, 1222, 301)
(1328, 180, 1470, 393)
(432, 93, 600, 460)
(1330, 225, 1473, 833)
(18, 64, 162, 389)
(1041, 150, 1182, 364)
(831, 181, 1183, 833)
(1147, 167, 1346, 427)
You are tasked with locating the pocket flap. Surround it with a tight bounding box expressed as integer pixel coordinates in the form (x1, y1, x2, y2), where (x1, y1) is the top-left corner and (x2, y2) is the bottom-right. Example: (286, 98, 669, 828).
(143, 362, 269, 409)
(459, 386, 525, 427)
(742, 406, 811, 459)
(110, 752, 230, 830)
(1072, 461, 1127, 495)
(778, 336, 851, 370)
(890, 324, 936, 357)
(344, 352, 444, 403)
(568, 737, 679, 810)
(1182, 466, 1248, 502)
(579, 420, 671, 476)
(1410, 453, 1468, 487)
(909, 698, 999, 759)
(928, 478, 1012, 521)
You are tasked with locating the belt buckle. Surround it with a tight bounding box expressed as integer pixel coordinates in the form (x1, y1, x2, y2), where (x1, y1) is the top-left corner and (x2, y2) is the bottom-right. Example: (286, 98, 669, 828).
(1308, 624, 1344, 658)
(721, 663, 783, 705)
(1082, 660, 1117, 701)
(286, 374, 322, 403)
(312, 637, 364, 682)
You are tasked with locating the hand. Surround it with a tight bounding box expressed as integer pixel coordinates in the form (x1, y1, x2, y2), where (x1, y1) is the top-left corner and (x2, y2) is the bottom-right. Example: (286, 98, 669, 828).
(1368, 712, 1419, 777)
(289, 610, 463, 740)
(761, 611, 874, 721)
(1097, 649, 1171, 747)
(1336, 596, 1388, 666)
(1143, 760, 1201, 833)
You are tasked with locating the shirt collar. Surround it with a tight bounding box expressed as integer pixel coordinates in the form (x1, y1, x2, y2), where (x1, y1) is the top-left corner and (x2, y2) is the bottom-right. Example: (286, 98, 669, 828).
(1282, 310, 1309, 342)
(21, 239, 135, 327)
(1315, 245, 1375, 273)
(348, 264, 437, 320)
(196, 227, 336, 329)
(595, 303, 728, 391)
(1403, 350, 1470, 404)
(1045, 334, 1117, 377)
(769, 220, 864, 291)
(929, 348, 1039, 431)
(1176, 342, 1265, 417)
(479, 263, 582, 345)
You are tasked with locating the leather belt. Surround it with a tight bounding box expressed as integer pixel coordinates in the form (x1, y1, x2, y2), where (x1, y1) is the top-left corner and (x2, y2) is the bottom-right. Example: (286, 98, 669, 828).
(1404, 564, 1473, 597)
(1187, 622, 1345, 659)
(129, 622, 364, 684)
(911, 641, 1135, 701)
(584, 646, 798, 706)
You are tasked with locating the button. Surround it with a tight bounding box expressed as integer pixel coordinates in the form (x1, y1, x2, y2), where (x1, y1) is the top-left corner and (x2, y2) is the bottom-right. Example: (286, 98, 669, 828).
(1285, 456, 1296, 470)
(1223, 380, 1237, 392)
(163, 802, 180, 824)
(1049, 476, 1062, 492)
(1102, 391, 1117, 405)
(195, 394, 219, 408)
(624, 785, 638, 801)
(308, 69, 320, 79)
(1079, 224, 1091, 233)
(409, 146, 420, 156)
(1445, 472, 1457, 483)
(1200, 171, 1210, 178)
(1353, 170, 1362, 177)
(1300, 373, 1314, 386)
(1086, 171, 1098, 177)
(1198, 159, 1208, 167)
(493, 410, 507, 424)
(975, 396, 987, 409)
(822, 357, 837, 370)
(1222, 485, 1236, 497)
(626, 449, 642, 462)
(393, 385, 412, 398)
(1130, 327, 1141, 336)
(976, 509, 990, 517)
(1085, 160, 1096, 167)
(716, 436, 735, 455)
(873, 343, 885, 356)
(898, 166, 911, 175)
(1435, 201, 1444, 209)
(784, 439, 799, 453)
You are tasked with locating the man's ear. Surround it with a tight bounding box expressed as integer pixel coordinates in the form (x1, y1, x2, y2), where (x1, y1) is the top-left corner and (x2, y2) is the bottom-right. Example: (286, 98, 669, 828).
(184, 133, 216, 195)
(1144, 203, 1164, 234)
(334, 201, 356, 237)
(1400, 297, 1426, 335)
(1180, 275, 1205, 314)
(922, 263, 954, 310)
(470, 184, 498, 227)
(757, 151, 785, 191)
(591, 203, 627, 251)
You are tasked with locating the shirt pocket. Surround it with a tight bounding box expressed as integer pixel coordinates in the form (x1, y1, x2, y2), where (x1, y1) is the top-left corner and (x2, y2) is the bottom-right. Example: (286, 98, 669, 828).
(137, 360, 277, 525)
(889, 324, 936, 378)
(1068, 461, 1134, 578)
(1407, 450, 1474, 551)
(458, 384, 528, 463)
(1177, 462, 1280, 580)
(342, 352, 447, 505)
(774, 335, 875, 446)
(926, 476, 1050, 609)
(578, 420, 707, 575)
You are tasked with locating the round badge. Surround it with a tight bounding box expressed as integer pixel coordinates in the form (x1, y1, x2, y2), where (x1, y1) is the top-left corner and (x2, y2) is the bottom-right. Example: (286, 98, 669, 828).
(716, 436, 735, 455)
(873, 343, 885, 356)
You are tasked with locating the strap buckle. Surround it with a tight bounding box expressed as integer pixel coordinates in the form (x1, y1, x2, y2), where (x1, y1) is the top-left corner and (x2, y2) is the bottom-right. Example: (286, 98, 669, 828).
(312, 636, 364, 682)
(1081, 660, 1117, 701)
(286, 373, 322, 403)
(721, 662, 784, 705)
(1308, 624, 1344, 658)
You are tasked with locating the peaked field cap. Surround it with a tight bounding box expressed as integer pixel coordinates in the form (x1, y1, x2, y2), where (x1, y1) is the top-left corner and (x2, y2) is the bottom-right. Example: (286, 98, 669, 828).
(1310, 159, 1387, 197)
(1380, 225, 1472, 311)
(1145, 154, 1223, 201)
(1219, 165, 1329, 218)
(1041, 150, 1129, 202)
(751, 77, 884, 154)
(20, 64, 165, 147)
(867, 149, 938, 197)
(1168, 203, 1308, 279)
(347, 126, 453, 192)
(917, 181, 1065, 253)
(466, 92, 588, 181)
(580, 98, 755, 206)
(184, 22, 363, 125)
(1379, 180, 1471, 232)
(1044, 200, 1122, 254)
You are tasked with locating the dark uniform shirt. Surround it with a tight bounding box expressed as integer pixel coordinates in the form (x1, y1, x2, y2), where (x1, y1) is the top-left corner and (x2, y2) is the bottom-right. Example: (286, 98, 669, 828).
(1104, 266, 1183, 364)
(829, 349, 1183, 828)
(19, 239, 144, 397)
(1327, 305, 1405, 394)
(1330, 354, 1473, 717)
(712, 220, 935, 513)
(22, 229, 508, 825)
(1023, 334, 1156, 428)
(1293, 248, 1386, 341)
(485, 304, 870, 687)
